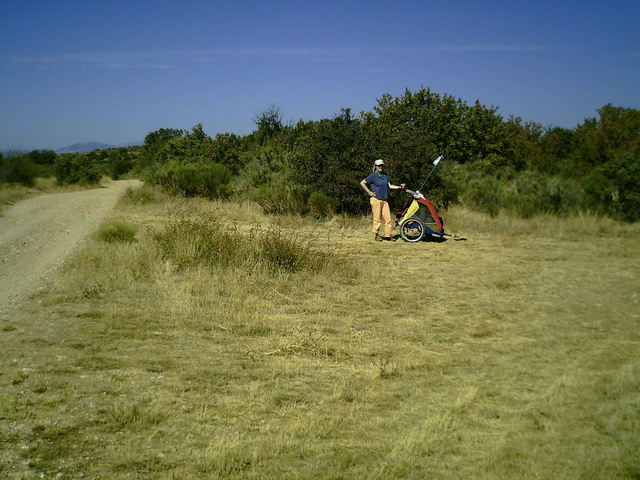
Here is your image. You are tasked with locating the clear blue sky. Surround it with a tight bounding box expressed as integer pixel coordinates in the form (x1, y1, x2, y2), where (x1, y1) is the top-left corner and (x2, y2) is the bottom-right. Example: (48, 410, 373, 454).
(1, 0, 638, 150)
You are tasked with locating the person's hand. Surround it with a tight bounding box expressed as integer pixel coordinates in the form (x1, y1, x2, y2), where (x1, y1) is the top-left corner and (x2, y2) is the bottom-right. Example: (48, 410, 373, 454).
(370, 192, 376, 197)
(400, 183, 406, 189)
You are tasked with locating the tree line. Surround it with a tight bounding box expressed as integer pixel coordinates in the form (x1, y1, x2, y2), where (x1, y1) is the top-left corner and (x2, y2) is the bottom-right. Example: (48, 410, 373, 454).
(0, 147, 138, 186)
(2, 87, 638, 221)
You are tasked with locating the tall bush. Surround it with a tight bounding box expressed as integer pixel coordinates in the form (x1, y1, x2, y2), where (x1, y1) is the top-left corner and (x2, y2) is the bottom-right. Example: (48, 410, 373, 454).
(463, 176, 504, 217)
(460, 169, 591, 218)
(109, 149, 134, 180)
(0, 156, 38, 186)
(308, 191, 339, 218)
(508, 172, 588, 218)
(233, 144, 294, 194)
(150, 162, 232, 198)
(252, 184, 309, 215)
(291, 109, 370, 215)
(208, 133, 246, 174)
(585, 150, 640, 222)
(54, 154, 100, 184)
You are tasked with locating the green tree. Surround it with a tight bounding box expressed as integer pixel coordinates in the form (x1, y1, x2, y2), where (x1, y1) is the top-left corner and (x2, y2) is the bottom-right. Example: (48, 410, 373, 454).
(153, 125, 214, 165)
(585, 150, 640, 222)
(142, 128, 185, 168)
(497, 117, 543, 172)
(538, 127, 575, 175)
(292, 108, 368, 214)
(27, 150, 57, 165)
(362, 87, 505, 208)
(597, 104, 640, 155)
(253, 104, 284, 144)
(0, 155, 38, 186)
(207, 133, 245, 174)
(54, 154, 100, 184)
(568, 105, 640, 174)
(110, 148, 134, 180)
(144, 128, 185, 147)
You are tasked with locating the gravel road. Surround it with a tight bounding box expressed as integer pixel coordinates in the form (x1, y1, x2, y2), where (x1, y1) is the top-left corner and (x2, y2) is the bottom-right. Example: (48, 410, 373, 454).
(0, 179, 142, 315)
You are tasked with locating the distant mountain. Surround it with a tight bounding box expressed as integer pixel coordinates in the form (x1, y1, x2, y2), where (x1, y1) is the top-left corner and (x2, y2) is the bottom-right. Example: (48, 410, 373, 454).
(56, 142, 118, 153)
(55, 141, 143, 153)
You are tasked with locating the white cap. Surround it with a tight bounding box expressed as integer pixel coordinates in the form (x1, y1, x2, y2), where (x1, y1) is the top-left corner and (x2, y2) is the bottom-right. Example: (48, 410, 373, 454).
(373, 159, 384, 166)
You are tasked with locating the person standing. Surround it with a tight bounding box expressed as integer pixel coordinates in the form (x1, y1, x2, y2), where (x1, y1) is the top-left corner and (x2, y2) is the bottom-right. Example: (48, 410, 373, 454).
(360, 159, 405, 242)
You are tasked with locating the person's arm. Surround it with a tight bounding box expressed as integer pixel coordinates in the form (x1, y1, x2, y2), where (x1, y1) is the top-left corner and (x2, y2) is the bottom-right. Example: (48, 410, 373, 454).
(389, 182, 406, 190)
(360, 179, 376, 197)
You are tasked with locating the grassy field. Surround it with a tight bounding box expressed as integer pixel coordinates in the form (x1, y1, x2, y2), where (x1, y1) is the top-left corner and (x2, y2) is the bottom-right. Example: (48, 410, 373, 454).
(1, 185, 639, 479)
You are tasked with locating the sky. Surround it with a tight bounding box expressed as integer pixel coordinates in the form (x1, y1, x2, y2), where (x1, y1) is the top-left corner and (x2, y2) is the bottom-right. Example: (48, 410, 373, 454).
(1, 0, 639, 151)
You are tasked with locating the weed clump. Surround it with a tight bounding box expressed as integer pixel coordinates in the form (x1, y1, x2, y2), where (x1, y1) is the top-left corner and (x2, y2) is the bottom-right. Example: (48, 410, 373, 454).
(257, 226, 332, 273)
(97, 221, 137, 243)
(252, 183, 309, 215)
(123, 184, 165, 205)
(153, 217, 350, 276)
(153, 218, 243, 270)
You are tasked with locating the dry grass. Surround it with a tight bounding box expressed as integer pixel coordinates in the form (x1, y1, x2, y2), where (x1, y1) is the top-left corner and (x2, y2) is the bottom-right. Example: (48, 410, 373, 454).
(0, 177, 95, 215)
(0, 183, 41, 214)
(445, 204, 640, 240)
(1, 192, 639, 479)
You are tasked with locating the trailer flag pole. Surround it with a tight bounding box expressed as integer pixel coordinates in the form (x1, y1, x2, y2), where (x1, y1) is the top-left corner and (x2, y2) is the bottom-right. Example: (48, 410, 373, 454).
(417, 156, 442, 193)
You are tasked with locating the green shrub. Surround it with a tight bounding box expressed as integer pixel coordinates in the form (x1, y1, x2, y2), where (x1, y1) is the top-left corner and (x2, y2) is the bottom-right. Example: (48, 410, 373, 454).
(124, 184, 164, 205)
(110, 153, 134, 180)
(97, 222, 137, 243)
(506, 172, 557, 218)
(0, 156, 38, 186)
(153, 218, 244, 270)
(611, 151, 640, 222)
(153, 217, 348, 276)
(257, 227, 331, 273)
(461, 169, 592, 219)
(27, 149, 56, 165)
(231, 144, 296, 196)
(252, 184, 309, 215)
(150, 162, 232, 198)
(507, 172, 589, 218)
(585, 151, 640, 222)
(54, 154, 100, 184)
(464, 176, 503, 217)
(308, 191, 339, 218)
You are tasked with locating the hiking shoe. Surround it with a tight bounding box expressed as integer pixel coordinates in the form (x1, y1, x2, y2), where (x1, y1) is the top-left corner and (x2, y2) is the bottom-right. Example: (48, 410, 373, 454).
(375, 234, 384, 241)
(384, 236, 397, 242)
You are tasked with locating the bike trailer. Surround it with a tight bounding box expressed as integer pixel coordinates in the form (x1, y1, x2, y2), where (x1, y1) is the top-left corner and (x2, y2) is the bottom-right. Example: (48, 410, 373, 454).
(395, 190, 445, 242)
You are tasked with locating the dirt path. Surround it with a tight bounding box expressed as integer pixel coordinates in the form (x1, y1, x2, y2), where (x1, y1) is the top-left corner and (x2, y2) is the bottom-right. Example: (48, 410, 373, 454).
(0, 179, 142, 315)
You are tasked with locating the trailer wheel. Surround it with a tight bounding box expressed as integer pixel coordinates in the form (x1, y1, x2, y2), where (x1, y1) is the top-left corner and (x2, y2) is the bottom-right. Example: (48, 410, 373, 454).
(400, 218, 424, 242)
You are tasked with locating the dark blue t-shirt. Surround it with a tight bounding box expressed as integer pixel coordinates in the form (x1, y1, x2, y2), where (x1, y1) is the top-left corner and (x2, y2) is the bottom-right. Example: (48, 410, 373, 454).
(364, 172, 390, 200)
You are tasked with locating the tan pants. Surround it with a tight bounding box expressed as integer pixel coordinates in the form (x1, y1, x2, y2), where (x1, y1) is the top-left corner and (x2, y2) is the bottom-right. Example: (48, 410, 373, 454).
(370, 197, 393, 237)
